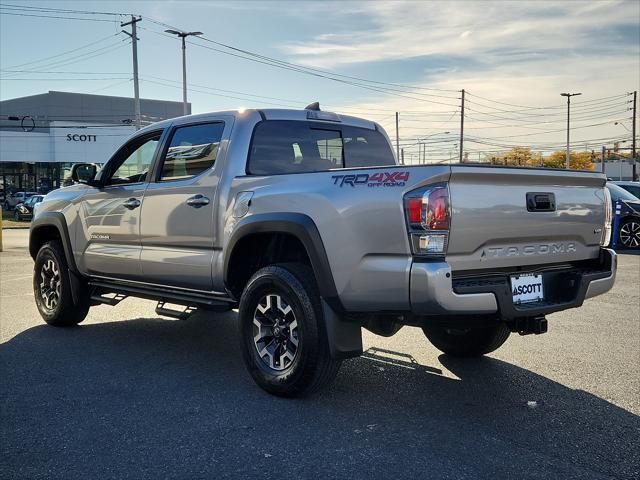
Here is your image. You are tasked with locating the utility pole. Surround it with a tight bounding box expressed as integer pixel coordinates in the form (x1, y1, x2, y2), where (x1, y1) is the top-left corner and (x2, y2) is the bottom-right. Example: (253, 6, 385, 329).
(401, 148, 405, 165)
(601, 145, 606, 174)
(459, 89, 465, 163)
(560, 92, 582, 169)
(632, 90, 637, 181)
(395, 112, 400, 163)
(121, 16, 142, 130)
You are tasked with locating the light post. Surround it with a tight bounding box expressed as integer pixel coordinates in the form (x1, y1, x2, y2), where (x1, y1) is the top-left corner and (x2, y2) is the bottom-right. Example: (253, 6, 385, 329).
(417, 131, 450, 163)
(614, 121, 631, 133)
(165, 29, 203, 115)
(560, 92, 581, 169)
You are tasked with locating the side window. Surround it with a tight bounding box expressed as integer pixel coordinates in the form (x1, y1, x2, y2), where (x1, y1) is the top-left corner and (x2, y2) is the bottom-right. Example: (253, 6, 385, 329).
(159, 122, 224, 181)
(106, 134, 160, 186)
(342, 126, 396, 168)
(313, 129, 344, 168)
(248, 121, 342, 175)
(247, 121, 395, 175)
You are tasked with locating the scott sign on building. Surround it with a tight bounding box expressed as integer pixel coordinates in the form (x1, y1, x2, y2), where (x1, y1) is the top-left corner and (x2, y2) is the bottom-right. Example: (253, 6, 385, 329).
(66, 133, 98, 142)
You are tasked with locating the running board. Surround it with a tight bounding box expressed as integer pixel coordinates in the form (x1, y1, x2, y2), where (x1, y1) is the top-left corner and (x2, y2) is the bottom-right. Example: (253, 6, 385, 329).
(90, 292, 128, 306)
(155, 301, 197, 320)
(88, 279, 235, 311)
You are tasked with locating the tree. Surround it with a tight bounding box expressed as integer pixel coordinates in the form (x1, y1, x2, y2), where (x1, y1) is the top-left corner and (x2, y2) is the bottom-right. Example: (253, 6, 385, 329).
(544, 151, 595, 171)
(486, 147, 542, 167)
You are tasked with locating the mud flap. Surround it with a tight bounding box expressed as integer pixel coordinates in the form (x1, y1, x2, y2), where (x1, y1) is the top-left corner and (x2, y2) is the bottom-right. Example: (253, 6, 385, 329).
(322, 299, 363, 360)
(68, 270, 86, 307)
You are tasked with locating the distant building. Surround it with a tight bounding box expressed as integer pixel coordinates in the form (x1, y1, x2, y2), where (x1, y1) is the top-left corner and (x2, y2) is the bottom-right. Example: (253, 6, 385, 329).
(0, 91, 188, 193)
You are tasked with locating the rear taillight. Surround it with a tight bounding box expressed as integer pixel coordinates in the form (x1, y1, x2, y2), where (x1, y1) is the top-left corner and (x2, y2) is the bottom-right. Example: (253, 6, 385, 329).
(404, 183, 450, 256)
(601, 187, 612, 247)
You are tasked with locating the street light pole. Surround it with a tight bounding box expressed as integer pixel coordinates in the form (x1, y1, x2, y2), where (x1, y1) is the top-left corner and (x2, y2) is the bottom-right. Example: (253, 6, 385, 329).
(165, 29, 203, 115)
(415, 131, 450, 164)
(560, 92, 581, 169)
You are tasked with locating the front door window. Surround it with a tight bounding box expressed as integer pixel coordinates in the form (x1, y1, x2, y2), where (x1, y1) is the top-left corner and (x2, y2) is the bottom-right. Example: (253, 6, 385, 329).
(106, 135, 160, 186)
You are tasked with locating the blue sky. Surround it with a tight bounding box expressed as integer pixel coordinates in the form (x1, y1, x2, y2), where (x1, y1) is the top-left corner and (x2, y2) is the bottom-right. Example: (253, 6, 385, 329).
(1, 0, 639, 162)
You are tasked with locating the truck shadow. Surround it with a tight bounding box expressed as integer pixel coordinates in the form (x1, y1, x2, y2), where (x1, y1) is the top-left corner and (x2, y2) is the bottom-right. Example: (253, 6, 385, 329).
(2, 310, 638, 479)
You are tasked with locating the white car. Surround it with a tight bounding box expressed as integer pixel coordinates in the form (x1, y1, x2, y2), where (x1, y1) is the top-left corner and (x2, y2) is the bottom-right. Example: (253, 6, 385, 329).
(4, 191, 38, 210)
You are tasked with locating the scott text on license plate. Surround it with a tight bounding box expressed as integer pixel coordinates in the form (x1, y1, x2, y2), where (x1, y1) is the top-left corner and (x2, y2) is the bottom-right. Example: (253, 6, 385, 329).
(511, 274, 544, 304)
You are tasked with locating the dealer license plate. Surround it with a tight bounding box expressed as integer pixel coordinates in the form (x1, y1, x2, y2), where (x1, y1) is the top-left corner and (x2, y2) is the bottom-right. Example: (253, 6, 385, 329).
(510, 274, 544, 304)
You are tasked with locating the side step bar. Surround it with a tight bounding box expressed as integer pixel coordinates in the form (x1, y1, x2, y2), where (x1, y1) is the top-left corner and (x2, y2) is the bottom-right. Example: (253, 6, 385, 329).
(155, 301, 197, 320)
(91, 292, 127, 306)
(88, 279, 235, 312)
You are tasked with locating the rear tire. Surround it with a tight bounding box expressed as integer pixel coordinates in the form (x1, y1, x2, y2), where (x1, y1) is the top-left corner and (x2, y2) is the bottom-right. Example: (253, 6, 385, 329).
(33, 240, 90, 326)
(238, 263, 341, 397)
(423, 323, 510, 357)
(13, 210, 21, 221)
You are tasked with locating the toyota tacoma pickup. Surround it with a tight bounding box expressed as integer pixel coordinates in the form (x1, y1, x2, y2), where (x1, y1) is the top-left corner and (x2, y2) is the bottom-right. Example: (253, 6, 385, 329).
(29, 104, 617, 396)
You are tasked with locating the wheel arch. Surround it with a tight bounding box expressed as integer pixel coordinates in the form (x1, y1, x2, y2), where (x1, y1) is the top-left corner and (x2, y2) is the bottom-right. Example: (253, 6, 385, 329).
(30, 213, 88, 306)
(223, 213, 341, 308)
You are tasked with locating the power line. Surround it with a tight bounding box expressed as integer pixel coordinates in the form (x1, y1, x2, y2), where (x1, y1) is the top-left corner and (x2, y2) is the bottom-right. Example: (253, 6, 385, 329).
(0, 10, 119, 22)
(464, 104, 630, 125)
(141, 77, 300, 108)
(1, 40, 129, 79)
(0, 77, 131, 81)
(146, 18, 459, 94)
(140, 23, 462, 106)
(465, 99, 631, 120)
(0, 3, 127, 16)
(465, 118, 633, 141)
(465, 91, 630, 110)
(466, 94, 631, 115)
(1, 70, 131, 75)
(1, 33, 121, 71)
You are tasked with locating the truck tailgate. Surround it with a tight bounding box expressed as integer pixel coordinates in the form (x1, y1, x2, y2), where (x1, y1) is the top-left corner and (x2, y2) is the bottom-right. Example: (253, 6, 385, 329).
(446, 166, 607, 272)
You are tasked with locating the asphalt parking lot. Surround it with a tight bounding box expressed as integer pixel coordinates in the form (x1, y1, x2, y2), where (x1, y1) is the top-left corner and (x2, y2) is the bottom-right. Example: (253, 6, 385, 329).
(1, 228, 638, 480)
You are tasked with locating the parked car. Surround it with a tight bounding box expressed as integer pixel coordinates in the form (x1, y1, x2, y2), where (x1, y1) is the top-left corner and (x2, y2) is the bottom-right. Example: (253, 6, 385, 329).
(612, 180, 640, 199)
(4, 191, 38, 210)
(606, 183, 640, 249)
(29, 105, 617, 397)
(13, 195, 44, 221)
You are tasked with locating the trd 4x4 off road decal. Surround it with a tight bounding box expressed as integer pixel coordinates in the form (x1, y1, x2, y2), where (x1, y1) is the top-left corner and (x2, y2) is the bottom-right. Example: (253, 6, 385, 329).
(331, 171, 410, 188)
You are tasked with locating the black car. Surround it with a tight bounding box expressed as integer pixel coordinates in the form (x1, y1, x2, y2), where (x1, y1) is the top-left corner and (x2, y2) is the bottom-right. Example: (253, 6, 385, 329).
(13, 195, 44, 221)
(606, 183, 640, 249)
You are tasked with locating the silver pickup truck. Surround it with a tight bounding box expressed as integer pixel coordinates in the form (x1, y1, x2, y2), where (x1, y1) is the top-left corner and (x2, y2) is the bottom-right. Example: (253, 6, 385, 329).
(29, 105, 616, 396)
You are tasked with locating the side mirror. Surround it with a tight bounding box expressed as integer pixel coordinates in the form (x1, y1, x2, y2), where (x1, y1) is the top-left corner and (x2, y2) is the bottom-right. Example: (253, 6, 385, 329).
(71, 163, 98, 186)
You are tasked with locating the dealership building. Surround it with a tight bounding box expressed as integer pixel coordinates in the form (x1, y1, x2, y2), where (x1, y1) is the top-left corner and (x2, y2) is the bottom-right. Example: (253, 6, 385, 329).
(0, 91, 188, 193)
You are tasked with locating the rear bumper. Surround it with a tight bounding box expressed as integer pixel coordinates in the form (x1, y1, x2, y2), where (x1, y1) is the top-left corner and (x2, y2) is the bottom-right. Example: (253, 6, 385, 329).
(409, 248, 616, 320)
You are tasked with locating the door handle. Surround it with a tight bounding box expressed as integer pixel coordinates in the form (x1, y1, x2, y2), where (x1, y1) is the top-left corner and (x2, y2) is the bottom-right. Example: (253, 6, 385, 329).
(122, 198, 141, 210)
(186, 194, 210, 208)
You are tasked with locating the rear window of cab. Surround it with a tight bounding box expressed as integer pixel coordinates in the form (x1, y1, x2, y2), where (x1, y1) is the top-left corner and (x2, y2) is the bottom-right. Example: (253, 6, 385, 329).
(247, 120, 395, 175)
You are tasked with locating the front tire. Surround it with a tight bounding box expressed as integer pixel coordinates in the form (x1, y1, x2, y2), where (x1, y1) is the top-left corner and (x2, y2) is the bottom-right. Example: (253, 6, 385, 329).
(238, 264, 341, 397)
(423, 323, 510, 357)
(618, 218, 640, 249)
(14, 210, 21, 221)
(33, 240, 90, 326)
